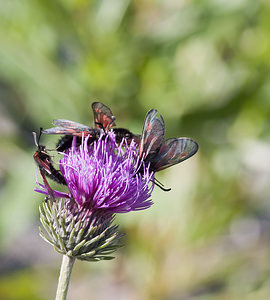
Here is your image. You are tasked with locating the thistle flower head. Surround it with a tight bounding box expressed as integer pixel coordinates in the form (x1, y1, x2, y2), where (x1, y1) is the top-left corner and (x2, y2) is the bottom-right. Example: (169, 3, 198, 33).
(37, 132, 154, 214)
(35, 132, 154, 260)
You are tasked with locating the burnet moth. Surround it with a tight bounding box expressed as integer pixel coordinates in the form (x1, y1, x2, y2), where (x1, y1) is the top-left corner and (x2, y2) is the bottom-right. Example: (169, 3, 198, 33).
(33, 129, 66, 195)
(138, 109, 198, 191)
(42, 102, 140, 152)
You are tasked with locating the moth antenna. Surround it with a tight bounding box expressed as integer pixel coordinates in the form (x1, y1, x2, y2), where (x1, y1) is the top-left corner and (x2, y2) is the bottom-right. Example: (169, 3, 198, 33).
(108, 116, 116, 129)
(153, 177, 165, 187)
(33, 127, 44, 147)
(38, 127, 43, 144)
(151, 178, 171, 192)
(37, 127, 43, 145)
(32, 131, 39, 147)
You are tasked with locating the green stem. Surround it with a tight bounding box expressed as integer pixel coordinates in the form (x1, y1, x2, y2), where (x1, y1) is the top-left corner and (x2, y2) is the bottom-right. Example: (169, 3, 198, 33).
(55, 255, 75, 300)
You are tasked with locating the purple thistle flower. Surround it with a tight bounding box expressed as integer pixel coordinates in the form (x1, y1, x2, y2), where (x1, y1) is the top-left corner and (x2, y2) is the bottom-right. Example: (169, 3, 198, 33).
(35, 131, 154, 261)
(36, 132, 154, 215)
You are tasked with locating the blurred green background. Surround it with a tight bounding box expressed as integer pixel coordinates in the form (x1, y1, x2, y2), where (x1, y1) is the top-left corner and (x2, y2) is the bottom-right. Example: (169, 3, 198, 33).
(1, 0, 270, 299)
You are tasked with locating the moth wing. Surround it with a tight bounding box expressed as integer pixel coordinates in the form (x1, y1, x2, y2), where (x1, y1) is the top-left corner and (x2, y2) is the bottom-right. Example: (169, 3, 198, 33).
(42, 119, 93, 136)
(42, 127, 80, 135)
(52, 119, 91, 130)
(151, 137, 198, 171)
(43, 127, 94, 137)
(33, 152, 52, 174)
(139, 109, 165, 158)
(92, 102, 116, 130)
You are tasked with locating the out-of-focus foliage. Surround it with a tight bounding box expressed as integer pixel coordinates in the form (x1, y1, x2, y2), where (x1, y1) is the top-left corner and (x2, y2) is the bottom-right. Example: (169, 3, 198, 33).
(1, 0, 270, 299)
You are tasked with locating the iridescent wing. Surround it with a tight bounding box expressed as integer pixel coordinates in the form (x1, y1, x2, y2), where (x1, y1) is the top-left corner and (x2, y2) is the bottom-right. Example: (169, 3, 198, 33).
(151, 137, 199, 172)
(42, 119, 94, 136)
(52, 119, 92, 130)
(138, 109, 165, 158)
(92, 102, 116, 131)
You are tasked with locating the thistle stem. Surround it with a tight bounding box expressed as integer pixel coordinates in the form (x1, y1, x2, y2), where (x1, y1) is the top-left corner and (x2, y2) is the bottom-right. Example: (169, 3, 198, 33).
(55, 255, 75, 300)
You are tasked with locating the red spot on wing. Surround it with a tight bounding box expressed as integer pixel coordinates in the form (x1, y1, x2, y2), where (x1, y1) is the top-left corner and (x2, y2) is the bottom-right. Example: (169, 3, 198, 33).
(146, 123, 152, 132)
